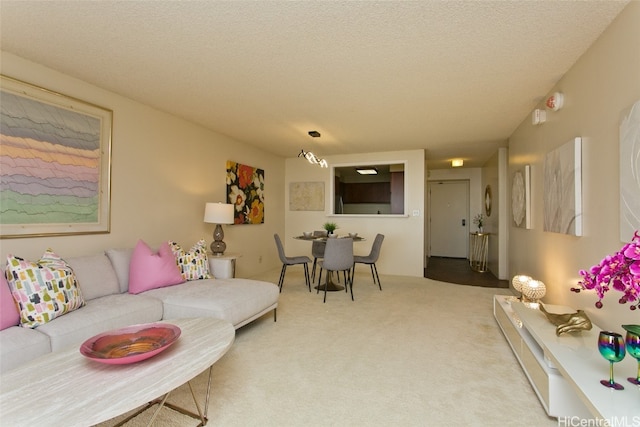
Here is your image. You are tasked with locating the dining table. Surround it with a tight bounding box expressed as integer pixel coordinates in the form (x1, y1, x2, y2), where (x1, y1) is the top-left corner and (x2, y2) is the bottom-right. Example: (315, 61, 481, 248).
(294, 234, 365, 291)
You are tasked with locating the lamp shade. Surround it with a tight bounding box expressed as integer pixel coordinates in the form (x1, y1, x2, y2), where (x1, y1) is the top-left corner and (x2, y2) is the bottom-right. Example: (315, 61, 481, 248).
(522, 279, 546, 302)
(511, 275, 532, 293)
(204, 203, 234, 224)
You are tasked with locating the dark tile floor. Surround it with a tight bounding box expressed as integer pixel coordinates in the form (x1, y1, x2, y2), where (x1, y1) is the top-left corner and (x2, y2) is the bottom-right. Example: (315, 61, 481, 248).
(425, 256, 509, 288)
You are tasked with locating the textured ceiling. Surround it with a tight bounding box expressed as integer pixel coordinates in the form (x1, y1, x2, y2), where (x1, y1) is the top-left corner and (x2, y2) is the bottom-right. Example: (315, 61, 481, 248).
(0, 1, 629, 168)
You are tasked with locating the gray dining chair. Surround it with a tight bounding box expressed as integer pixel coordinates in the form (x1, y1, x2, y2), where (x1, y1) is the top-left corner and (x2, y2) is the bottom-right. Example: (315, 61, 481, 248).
(353, 233, 384, 290)
(311, 230, 327, 282)
(274, 234, 311, 292)
(317, 237, 354, 302)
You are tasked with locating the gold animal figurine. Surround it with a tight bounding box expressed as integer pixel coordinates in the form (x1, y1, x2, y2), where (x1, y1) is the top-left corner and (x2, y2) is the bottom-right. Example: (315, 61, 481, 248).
(539, 304, 592, 336)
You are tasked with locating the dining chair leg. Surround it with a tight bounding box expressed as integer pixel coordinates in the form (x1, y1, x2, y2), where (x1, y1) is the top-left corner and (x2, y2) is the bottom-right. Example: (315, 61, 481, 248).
(372, 263, 382, 290)
(317, 268, 323, 294)
(303, 263, 311, 291)
(311, 258, 318, 282)
(349, 273, 354, 301)
(323, 271, 330, 303)
(278, 265, 287, 292)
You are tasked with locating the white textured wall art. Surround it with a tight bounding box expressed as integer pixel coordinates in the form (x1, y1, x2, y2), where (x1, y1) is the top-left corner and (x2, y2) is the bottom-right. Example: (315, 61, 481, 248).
(289, 182, 324, 211)
(620, 99, 640, 242)
(543, 137, 582, 236)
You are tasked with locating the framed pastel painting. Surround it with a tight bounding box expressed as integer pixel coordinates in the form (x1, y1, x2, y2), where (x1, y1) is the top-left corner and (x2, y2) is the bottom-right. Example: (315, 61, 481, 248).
(0, 75, 112, 238)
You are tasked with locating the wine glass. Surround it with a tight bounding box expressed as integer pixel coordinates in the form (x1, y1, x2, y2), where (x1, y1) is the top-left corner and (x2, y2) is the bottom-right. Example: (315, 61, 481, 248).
(622, 325, 640, 385)
(597, 331, 626, 390)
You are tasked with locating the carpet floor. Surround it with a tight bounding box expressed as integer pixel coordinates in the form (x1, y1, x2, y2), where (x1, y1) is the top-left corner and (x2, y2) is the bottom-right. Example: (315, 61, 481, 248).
(97, 268, 556, 427)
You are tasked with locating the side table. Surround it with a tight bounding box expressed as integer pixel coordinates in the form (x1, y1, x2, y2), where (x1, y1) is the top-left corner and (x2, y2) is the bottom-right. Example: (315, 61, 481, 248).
(469, 232, 489, 272)
(209, 253, 241, 279)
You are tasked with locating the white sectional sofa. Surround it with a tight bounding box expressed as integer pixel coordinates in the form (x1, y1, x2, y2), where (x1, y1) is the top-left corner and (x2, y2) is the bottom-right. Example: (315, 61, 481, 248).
(0, 247, 279, 373)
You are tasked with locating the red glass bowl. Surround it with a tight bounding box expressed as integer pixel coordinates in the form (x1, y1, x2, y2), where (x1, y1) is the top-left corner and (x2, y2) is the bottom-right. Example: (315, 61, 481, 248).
(80, 323, 181, 365)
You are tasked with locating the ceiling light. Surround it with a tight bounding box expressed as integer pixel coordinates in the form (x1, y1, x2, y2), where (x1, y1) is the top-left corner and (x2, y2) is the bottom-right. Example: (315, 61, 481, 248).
(451, 159, 464, 167)
(356, 168, 378, 175)
(308, 130, 321, 138)
(298, 149, 327, 168)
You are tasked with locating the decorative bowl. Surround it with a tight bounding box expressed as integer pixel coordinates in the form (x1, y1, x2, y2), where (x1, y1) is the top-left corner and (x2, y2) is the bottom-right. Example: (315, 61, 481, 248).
(80, 322, 181, 365)
(348, 233, 358, 238)
(302, 231, 312, 238)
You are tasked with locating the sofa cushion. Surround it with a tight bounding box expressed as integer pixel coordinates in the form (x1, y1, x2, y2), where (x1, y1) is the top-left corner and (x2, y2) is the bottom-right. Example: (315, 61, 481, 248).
(66, 254, 120, 301)
(5, 250, 85, 328)
(0, 326, 51, 373)
(36, 293, 163, 352)
(105, 248, 133, 293)
(0, 273, 20, 330)
(169, 239, 211, 281)
(128, 240, 184, 295)
(142, 278, 279, 328)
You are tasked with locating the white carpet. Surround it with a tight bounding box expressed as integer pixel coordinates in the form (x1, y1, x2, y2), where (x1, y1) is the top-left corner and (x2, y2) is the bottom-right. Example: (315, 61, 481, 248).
(97, 269, 557, 427)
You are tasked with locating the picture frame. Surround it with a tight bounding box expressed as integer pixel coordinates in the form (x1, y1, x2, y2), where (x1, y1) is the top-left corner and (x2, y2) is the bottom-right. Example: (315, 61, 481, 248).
(620, 99, 640, 242)
(543, 137, 582, 236)
(289, 182, 324, 211)
(0, 75, 113, 238)
(226, 161, 265, 224)
(512, 165, 531, 229)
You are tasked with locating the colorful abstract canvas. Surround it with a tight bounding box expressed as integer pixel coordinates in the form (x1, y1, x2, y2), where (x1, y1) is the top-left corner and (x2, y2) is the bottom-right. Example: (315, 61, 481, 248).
(0, 76, 112, 237)
(226, 161, 264, 224)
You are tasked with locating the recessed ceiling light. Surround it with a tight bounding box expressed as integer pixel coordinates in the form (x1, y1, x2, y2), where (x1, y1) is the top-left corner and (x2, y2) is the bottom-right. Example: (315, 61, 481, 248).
(451, 159, 464, 167)
(356, 168, 378, 175)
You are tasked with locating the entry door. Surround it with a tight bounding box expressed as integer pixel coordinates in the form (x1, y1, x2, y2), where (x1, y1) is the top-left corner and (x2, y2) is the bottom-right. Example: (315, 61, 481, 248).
(429, 181, 469, 258)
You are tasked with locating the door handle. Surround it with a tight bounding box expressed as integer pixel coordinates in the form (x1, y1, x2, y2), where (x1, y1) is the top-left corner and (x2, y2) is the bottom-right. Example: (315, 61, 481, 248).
(462, 219, 466, 226)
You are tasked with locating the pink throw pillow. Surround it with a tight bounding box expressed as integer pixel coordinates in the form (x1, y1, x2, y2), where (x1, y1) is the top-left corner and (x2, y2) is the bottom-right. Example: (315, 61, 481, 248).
(128, 240, 184, 295)
(0, 272, 20, 330)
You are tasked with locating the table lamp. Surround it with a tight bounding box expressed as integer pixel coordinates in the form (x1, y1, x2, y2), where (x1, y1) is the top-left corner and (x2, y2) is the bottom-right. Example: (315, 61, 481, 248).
(204, 202, 234, 256)
(522, 279, 546, 307)
(511, 275, 531, 300)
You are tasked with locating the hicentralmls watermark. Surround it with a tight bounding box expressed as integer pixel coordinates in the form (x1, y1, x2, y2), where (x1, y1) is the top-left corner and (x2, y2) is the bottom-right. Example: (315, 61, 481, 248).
(558, 417, 640, 427)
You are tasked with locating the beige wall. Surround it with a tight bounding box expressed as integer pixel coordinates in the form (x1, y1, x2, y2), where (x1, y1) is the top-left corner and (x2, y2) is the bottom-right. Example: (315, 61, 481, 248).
(508, 2, 640, 331)
(0, 52, 286, 278)
(285, 150, 425, 277)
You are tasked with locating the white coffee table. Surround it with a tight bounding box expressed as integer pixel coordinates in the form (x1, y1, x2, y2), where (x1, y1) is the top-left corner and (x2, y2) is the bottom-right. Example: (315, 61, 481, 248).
(0, 317, 234, 426)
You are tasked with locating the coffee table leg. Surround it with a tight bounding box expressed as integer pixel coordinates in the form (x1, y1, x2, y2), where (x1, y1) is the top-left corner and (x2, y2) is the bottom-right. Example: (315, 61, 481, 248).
(161, 365, 213, 426)
(113, 365, 214, 427)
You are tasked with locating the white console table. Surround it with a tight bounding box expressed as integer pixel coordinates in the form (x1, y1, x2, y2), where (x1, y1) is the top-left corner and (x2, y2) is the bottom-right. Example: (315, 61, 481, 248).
(494, 295, 639, 421)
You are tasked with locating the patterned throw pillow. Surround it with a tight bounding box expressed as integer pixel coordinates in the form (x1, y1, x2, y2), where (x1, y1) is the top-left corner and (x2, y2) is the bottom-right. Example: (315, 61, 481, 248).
(169, 239, 211, 281)
(5, 249, 85, 328)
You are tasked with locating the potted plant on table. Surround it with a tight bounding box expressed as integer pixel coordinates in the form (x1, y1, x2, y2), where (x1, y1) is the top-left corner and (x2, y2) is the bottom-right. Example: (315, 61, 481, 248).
(323, 222, 338, 235)
(473, 214, 484, 233)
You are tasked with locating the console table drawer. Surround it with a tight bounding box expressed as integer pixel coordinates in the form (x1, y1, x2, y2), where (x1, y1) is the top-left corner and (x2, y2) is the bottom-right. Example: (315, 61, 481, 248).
(521, 340, 549, 407)
(494, 301, 522, 356)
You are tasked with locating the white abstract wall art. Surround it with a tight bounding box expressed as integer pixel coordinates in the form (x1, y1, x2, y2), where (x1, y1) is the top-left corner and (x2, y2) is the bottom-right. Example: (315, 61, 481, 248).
(289, 182, 324, 211)
(543, 137, 582, 236)
(512, 165, 531, 229)
(620, 99, 640, 242)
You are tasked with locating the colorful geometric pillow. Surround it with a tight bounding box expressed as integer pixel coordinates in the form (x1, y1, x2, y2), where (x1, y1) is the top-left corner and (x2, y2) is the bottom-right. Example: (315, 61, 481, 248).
(5, 250, 85, 328)
(169, 239, 211, 281)
(0, 272, 20, 330)
(128, 240, 185, 295)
